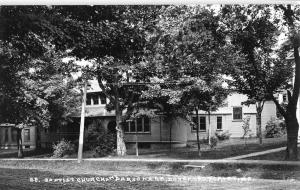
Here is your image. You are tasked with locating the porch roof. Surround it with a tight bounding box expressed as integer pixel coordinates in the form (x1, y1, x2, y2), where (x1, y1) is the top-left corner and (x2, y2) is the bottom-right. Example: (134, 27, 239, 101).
(71, 106, 116, 118)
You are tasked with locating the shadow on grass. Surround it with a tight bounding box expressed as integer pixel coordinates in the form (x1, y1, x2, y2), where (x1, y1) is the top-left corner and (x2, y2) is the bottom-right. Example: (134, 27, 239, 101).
(126, 141, 287, 160)
(0, 148, 53, 158)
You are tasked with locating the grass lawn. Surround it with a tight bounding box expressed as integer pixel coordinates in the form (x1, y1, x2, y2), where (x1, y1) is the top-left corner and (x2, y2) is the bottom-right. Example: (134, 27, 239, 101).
(1, 167, 300, 190)
(0, 136, 287, 160)
(1, 159, 300, 180)
(66, 136, 287, 160)
(0, 160, 300, 189)
(0, 148, 52, 159)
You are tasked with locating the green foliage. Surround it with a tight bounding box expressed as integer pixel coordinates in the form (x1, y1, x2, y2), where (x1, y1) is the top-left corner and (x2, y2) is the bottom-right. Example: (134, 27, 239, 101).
(209, 136, 218, 149)
(215, 130, 231, 141)
(52, 139, 76, 158)
(140, 5, 231, 118)
(264, 118, 286, 138)
(241, 116, 252, 139)
(0, 7, 80, 128)
(201, 136, 218, 149)
(84, 120, 116, 157)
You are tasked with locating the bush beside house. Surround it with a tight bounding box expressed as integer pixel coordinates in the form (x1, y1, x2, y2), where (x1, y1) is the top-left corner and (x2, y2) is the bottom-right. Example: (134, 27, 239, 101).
(52, 139, 76, 158)
(84, 120, 116, 157)
(264, 118, 286, 138)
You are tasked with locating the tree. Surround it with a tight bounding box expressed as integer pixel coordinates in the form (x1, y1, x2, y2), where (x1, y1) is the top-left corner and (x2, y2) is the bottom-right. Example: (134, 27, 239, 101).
(221, 5, 299, 160)
(274, 4, 300, 160)
(51, 6, 161, 156)
(140, 5, 233, 153)
(220, 5, 289, 145)
(181, 79, 228, 155)
(0, 6, 80, 157)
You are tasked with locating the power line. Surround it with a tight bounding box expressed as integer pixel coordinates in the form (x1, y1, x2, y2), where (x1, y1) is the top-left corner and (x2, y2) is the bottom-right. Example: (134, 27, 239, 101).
(93, 82, 194, 86)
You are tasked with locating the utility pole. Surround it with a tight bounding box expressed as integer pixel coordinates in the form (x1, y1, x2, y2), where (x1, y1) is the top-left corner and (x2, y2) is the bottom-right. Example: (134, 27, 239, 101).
(208, 106, 212, 146)
(135, 129, 139, 157)
(78, 80, 87, 163)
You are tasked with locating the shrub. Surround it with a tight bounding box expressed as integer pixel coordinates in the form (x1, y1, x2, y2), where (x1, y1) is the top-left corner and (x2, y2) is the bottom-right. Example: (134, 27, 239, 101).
(84, 120, 116, 157)
(264, 118, 286, 138)
(52, 139, 76, 158)
(241, 116, 252, 139)
(210, 136, 218, 149)
(215, 130, 231, 141)
(202, 136, 218, 149)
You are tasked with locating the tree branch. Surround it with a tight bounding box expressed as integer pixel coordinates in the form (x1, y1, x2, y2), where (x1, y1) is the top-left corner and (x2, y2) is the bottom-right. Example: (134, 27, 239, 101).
(97, 74, 115, 102)
(271, 94, 287, 119)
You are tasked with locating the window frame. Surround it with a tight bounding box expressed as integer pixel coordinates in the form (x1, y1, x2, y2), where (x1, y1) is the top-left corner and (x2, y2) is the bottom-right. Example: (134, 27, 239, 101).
(12, 128, 18, 142)
(217, 116, 222, 130)
(124, 117, 151, 134)
(232, 107, 243, 121)
(24, 129, 30, 142)
(191, 116, 206, 132)
(4, 128, 8, 143)
(86, 93, 107, 106)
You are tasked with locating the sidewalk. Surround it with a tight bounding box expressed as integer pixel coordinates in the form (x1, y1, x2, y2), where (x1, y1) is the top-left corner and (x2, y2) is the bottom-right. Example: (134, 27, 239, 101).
(1, 157, 300, 166)
(224, 147, 287, 160)
(224, 144, 300, 160)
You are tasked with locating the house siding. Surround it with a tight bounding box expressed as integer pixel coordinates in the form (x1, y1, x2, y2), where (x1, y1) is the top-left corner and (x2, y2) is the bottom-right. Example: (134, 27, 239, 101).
(261, 101, 277, 131)
(125, 116, 188, 148)
(0, 126, 36, 149)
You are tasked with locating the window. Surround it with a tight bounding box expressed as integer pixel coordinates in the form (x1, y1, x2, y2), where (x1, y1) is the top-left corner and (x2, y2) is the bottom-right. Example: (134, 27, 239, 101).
(191, 116, 198, 131)
(144, 117, 150, 132)
(283, 94, 287, 102)
(137, 118, 143, 132)
(191, 116, 206, 131)
(100, 95, 106, 104)
(12, 128, 18, 142)
(217, 116, 222, 130)
(86, 94, 92, 105)
(24, 129, 30, 142)
(233, 107, 242, 120)
(124, 117, 150, 133)
(4, 129, 8, 143)
(199, 117, 206, 130)
(92, 95, 99, 105)
(86, 93, 106, 105)
(124, 122, 129, 133)
(129, 120, 136, 132)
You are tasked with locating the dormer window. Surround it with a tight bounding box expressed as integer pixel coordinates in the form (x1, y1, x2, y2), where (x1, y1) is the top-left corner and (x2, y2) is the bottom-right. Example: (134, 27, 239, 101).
(100, 95, 106, 104)
(86, 93, 106, 106)
(92, 95, 99, 105)
(86, 95, 92, 105)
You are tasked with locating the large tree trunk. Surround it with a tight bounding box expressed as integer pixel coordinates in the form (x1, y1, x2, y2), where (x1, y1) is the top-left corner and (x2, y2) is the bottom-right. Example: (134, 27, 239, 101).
(195, 108, 201, 156)
(267, 6, 300, 160)
(256, 101, 264, 145)
(285, 112, 299, 160)
(115, 100, 126, 156)
(284, 43, 300, 160)
(17, 128, 23, 158)
(256, 111, 262, 144)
